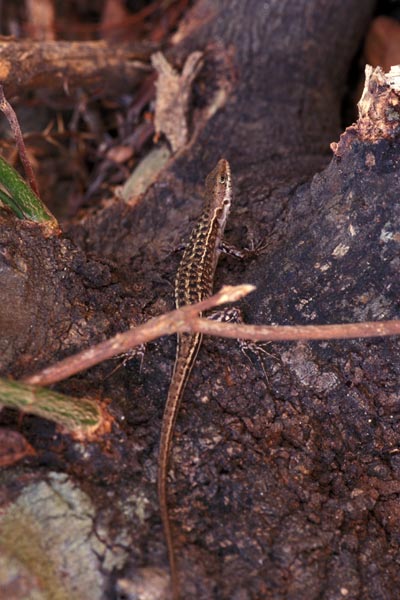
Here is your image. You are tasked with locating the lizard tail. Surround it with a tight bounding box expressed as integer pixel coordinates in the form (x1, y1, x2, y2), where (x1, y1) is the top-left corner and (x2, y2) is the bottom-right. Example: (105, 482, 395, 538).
(158, 332, 202, 599)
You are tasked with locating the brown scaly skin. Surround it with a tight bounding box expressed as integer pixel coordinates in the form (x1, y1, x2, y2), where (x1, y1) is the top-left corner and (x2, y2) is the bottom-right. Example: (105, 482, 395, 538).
(158, 159, 232, 599)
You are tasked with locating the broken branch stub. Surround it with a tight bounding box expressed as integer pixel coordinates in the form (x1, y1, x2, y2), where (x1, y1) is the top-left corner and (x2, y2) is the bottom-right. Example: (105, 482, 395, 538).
(152, 51, 204, 152)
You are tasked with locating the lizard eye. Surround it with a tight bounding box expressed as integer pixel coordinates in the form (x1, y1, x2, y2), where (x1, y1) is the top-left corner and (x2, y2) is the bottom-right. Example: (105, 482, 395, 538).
(223, 199, 230, 205)
(219, 174, 226, 184)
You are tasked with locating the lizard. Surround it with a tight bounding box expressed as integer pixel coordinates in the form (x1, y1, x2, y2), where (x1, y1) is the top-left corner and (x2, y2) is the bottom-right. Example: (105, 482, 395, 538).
(158, 158, 233, 599)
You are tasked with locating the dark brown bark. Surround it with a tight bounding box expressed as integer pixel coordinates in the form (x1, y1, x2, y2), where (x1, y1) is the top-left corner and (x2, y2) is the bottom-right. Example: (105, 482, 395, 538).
(4, 2, 400, 600)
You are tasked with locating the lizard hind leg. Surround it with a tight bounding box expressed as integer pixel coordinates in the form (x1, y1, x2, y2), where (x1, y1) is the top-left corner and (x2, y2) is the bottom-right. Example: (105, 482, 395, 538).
(104, 343, 146, 379)
(206, 306, 276, 381)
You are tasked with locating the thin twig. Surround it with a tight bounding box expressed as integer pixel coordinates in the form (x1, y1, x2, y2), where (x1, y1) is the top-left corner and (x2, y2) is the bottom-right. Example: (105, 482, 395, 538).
(24, 285, 255, 387)
(193, 316, 400, 341)
(23, 283, 400, 387)
(0, 85, 40, 196)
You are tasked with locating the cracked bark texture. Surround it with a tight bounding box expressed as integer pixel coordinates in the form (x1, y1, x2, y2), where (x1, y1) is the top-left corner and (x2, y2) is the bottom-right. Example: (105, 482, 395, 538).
(3, 1, 400, 599)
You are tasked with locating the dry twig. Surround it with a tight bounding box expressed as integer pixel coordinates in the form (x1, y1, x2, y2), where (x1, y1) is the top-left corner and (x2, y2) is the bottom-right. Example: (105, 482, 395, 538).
(24, 284, 400, 387)
(0, 85, 40, 196)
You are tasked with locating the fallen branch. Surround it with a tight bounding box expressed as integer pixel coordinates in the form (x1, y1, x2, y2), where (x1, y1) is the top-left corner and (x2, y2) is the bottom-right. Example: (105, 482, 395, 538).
(0, 40, 152, 98)
(24, 284, 400, 387)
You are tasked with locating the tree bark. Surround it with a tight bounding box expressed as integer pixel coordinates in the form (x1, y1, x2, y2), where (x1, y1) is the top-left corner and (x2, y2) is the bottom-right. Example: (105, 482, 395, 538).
(4, 2, 400, 600)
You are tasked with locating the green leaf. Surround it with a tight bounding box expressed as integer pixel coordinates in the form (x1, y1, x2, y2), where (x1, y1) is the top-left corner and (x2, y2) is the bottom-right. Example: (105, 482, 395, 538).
(0, 378, 105, 436)
(0, 155, 58, 229)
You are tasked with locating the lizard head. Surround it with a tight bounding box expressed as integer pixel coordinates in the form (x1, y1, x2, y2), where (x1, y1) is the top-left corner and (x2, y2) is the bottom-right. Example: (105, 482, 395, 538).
(204, 158, 232, 227)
